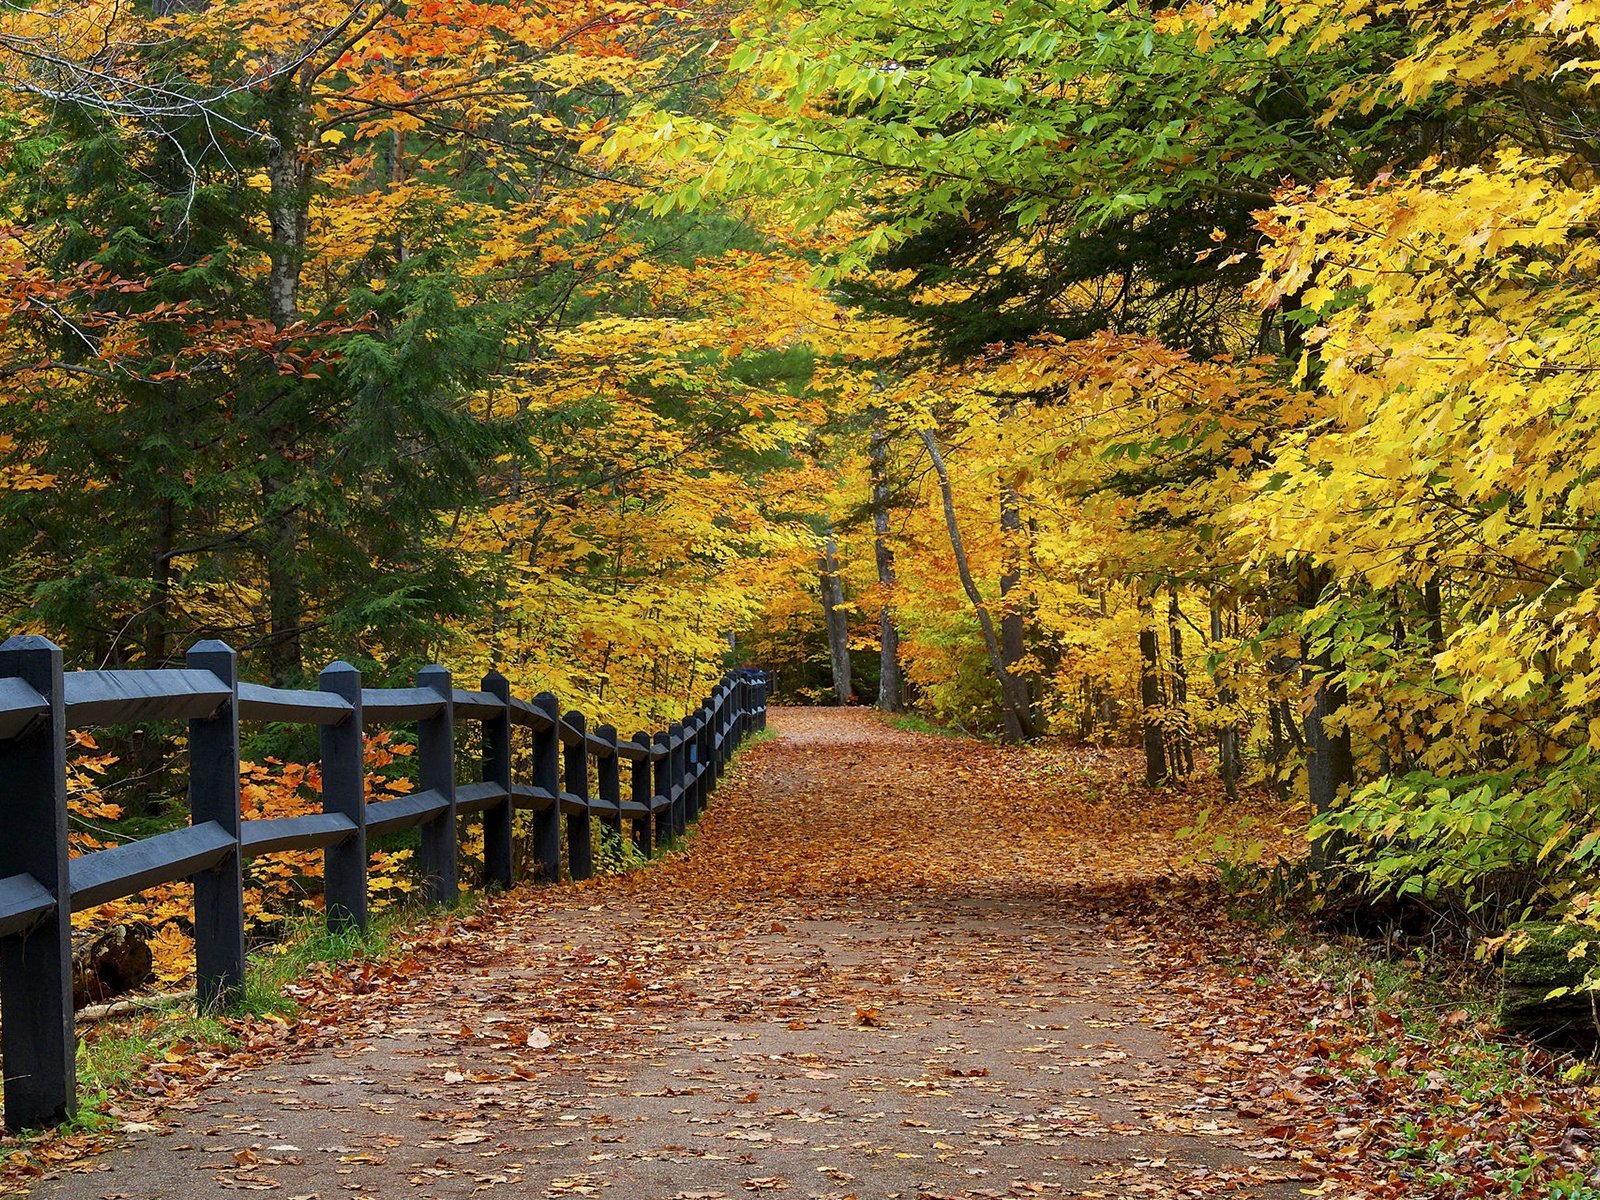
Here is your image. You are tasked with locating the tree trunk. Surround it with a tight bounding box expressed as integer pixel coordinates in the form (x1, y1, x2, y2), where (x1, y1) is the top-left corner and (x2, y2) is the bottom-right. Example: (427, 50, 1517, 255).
(1167, 585, 1194, 777)
(1210, 592, 1240, 801)
(869, 420, 903, 711)
(388, 128, 409, 263)
(1264, 580, 1305, 801)
(999, 483, 1037, 733)
(265, 77, 309, 335)
(1139, 589, 1167, 785)
(819, 530, 853, 705)
(261, 73, 313, 684)
(1425, 574, 1445, 650)
(1300, 565, 1355, 869)
(921, 430, 1035, 740)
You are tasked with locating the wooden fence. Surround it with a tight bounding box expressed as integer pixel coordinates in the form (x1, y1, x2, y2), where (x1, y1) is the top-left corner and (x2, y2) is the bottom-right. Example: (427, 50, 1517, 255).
(0, 634, 768, 1130)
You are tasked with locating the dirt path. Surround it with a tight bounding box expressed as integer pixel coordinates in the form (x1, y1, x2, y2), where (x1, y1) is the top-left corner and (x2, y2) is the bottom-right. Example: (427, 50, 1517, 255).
(25, 708, 1305, 1199)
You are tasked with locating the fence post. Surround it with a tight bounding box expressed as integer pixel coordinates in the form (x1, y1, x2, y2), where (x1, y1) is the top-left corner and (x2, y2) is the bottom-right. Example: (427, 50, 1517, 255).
(565, 711, 593, 881)
(187, 641, 246, 1010)
(714, 685, 728, 778)
(653, 730, 672, 848)
(482, 671, 514, 891)
(756, 673, 768, 731)
(697, 703, 713, 811)
(631, 729, 653, 858)
(720, 684, 732, 780)
(417, 665, 457, 906)
(689, 712, 706, 820)
(596, 724, 623, 847)
(319, 661, 367, 933)
(670, 721, 688, 839)
(532, 693, 562, 882)
(0, 636, 74, 1129)
(681, 716, 696, 824)
(685, 717, 698, 819)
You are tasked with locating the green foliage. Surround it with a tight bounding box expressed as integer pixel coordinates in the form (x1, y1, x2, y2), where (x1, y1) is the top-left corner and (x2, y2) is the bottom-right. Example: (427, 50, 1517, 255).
(887, 712, 964, 738)
(593, 825, 649, 875)
(1310, 761, 1600, 927)
(635, 0, 1449, 365)
(0, 72, 513, 681)
(1179, 807, 1269, 892)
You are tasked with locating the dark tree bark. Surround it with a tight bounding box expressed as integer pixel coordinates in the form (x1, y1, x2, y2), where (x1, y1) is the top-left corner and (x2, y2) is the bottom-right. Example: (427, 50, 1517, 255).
(258, 71, 315, 684)
(819, 530, 853, 705)
(869, 419, 903, 712)
(1300, 564, 1355, 869)
(1139, 589, 1167, 785)
(1210, 591, 1240, 801)
(1425, 575, 1445, 650)
(1166, 585, 1194, 777)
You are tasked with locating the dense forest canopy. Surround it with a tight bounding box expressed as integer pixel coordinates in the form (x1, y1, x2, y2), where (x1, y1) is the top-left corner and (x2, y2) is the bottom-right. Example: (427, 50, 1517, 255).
(4, 0, 1600, 992)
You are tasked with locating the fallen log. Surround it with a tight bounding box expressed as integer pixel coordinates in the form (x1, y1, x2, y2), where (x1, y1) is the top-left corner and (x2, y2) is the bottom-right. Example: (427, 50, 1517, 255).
(72, 922, 154, 1010)
(1498, 921, 1600, 1035)
(76, 989, 194, 1024)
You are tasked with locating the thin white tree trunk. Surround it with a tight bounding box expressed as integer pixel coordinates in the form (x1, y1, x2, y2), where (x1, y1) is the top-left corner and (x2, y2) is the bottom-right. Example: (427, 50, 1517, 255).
(920, 429, 1031, 741)
(819, 531, 853, 705)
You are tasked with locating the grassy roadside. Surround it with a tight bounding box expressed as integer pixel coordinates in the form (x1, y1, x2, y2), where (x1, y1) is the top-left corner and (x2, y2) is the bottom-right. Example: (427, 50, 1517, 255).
(70, 915, 382, 1132)
(63, 903, 450, 1138)
(886, 712, 970, 738)
(0, 894, 480, 1164)
(1183, 882, 1600, 1198)
(1298, 939, 1595, 1194)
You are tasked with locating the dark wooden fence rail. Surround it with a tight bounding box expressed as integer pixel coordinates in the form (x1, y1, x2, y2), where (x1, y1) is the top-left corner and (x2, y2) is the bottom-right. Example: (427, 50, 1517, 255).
(0, 634, 768, 1130)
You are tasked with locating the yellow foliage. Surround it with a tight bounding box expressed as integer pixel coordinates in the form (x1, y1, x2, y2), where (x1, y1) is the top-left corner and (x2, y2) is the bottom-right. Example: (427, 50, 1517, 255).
(147, 925, 195, 987)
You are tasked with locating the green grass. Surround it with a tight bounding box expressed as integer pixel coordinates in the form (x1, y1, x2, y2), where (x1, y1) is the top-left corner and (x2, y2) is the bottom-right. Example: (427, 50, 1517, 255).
(1238, 924, 1600, 1196)
(69, 1007, 235, 1136)
(887, 712, 965, 738)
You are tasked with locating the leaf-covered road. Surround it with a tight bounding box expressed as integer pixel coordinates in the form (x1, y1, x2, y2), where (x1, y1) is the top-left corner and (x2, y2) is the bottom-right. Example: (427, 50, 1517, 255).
(25, 708, 1306, 1199)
